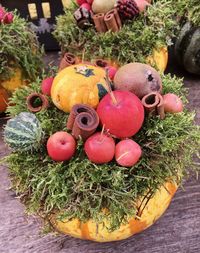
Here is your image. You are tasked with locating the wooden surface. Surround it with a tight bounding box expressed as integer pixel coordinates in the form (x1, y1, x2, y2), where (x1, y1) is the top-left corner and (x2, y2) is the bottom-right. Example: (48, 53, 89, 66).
(0, 57, 200, 253)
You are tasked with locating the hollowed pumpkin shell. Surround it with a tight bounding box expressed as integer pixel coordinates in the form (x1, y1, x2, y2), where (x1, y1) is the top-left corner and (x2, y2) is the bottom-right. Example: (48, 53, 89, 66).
(51, 64, 108, 113)
(50, 181, 177, 242)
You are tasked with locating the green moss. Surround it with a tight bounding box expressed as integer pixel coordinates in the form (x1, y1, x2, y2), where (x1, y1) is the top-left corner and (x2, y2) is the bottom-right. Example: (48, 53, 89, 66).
(53, 1, 178, 66)
(4, 74, 200, 231)
(0, 9, 43, 81)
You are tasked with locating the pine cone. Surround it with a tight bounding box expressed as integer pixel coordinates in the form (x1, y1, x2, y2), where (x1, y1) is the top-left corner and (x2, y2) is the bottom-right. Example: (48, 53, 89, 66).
(116, 0, 139, 20)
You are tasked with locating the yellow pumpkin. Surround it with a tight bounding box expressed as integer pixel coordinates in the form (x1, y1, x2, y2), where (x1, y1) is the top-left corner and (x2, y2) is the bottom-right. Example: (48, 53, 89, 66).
(50, 181, 177, 242)
(1, 67, 27, 92)
(51, 64, 108, 113)
(147, 46, 168, 72)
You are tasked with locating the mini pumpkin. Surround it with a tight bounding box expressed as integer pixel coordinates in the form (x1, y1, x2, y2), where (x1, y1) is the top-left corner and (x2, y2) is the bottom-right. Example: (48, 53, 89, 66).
(175, 22, 200, 75)
(0, 67, 27, 92)
(51, 64, 108, 113)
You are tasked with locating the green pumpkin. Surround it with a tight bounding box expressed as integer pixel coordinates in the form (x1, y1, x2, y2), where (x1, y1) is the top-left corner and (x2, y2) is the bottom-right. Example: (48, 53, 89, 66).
(175, 22, 200, 74)
(4, 112, 43, 152)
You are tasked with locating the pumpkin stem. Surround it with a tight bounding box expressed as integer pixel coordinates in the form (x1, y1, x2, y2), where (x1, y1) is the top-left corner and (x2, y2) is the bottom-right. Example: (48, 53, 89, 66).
(105, 69, 118, 105)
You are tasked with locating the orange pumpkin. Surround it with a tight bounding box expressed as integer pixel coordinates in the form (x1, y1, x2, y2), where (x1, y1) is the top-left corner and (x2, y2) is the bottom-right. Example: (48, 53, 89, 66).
(50, 181, 177, 242)
(0, 86, 9, 113)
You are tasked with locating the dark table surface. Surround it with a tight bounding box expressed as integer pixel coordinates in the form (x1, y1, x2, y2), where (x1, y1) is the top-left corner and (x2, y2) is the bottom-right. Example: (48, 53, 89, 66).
(0, 53, 200, 253)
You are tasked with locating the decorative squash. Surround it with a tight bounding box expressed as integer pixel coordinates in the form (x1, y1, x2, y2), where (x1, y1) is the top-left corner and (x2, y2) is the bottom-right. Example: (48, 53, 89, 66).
(50, 181, 177, 242)
(175, 22, 200, 75)
(51, 64, 108, 113)
(146, 46, 168, 72)
(4, 112, 43, 152)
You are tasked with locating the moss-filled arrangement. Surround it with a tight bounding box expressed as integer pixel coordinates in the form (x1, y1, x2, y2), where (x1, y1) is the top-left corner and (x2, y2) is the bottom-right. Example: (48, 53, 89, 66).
(175, 0, 200, 26)
(53, 0, 178, 65)
(4, 73, 200, 232)
(0, 9, 43, 81)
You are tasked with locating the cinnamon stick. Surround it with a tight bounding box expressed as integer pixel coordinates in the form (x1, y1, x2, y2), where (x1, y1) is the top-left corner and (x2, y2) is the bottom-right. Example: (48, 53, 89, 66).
(93, 13, 107, 33)
(142, 92, 165, 119)
(104, 9, 121, 32)
(59, 53, 77, 72)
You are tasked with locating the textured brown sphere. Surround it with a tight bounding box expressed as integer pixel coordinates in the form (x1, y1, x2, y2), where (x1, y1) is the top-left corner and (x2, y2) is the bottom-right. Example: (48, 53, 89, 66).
(113, 63, 162, 99)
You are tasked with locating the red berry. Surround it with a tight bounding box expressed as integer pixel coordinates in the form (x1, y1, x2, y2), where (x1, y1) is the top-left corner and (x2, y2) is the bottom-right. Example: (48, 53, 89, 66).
(0, 7, 6, 22)
(3, 12, 14, 24)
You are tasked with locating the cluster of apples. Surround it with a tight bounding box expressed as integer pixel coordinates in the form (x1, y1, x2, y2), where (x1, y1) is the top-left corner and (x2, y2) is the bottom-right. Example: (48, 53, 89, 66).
(40, 61, 183, 168)
(85, 131, 142, 167)
(0, 6, 14, 24)
(40, 75, 144, 167)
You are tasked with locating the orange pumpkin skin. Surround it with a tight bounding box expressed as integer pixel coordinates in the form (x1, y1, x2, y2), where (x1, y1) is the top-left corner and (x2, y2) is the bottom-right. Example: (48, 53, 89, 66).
(50, 181, 177, 242)
(0, 87, 9, 113)
(51, 64, 108, 113)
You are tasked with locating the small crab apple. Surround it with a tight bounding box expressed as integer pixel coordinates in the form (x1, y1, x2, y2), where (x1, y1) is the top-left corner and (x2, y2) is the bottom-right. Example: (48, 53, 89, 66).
(105, 66, 117, 80)
(47, 131, 76, 162)
(115, 139, 142, 167)
(84, 132, 115, 164)
(41, 77, 54, 96)
(163, 93, 183, 113)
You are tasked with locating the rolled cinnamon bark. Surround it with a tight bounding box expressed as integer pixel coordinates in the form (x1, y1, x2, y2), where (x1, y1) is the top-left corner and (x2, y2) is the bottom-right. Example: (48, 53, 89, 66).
(59, 53, 77, 72)
(142, 92, 165, 119)
(26, 93, 49, 113)
(104, 9, 120, 32)
(93, 13, 107, 33)
(67, 104, 99, 140)
(142, 92, 159, 114)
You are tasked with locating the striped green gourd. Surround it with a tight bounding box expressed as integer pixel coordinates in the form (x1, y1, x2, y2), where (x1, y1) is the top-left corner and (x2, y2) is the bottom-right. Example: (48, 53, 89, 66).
(4, 112, 43, 152)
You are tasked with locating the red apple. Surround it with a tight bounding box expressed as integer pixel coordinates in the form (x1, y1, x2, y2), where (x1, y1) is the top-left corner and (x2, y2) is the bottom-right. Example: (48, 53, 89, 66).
(47, 131, 76, 162)
(84, 132, 115, 164)
(163, 93, 183, 113)
(3, 12, 14, 24)
(105, 66, 117, 80)
(0, 7, 6, 22)
(97, 90, 144, 139)
(76, 0, 87, 6)
(115, 139, 142, 167)
(41, 77, 54, 96)
(81, 3, 91, 11)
